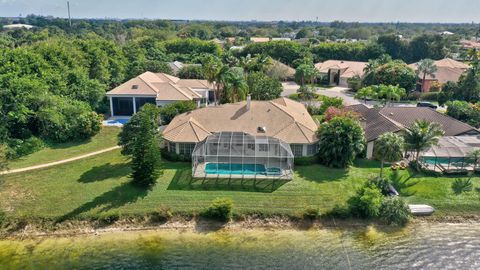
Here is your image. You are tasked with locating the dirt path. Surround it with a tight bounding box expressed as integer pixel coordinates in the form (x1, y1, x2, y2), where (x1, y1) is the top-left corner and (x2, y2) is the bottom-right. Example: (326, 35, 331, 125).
(0, 146, 121, 175)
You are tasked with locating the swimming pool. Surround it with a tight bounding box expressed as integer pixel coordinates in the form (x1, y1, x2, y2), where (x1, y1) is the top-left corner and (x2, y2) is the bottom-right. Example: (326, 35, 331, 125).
(205, 163, 282, 176)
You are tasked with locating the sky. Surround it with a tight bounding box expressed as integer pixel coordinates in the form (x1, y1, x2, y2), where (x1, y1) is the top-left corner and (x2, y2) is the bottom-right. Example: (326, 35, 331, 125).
(1, 0, 480, 23)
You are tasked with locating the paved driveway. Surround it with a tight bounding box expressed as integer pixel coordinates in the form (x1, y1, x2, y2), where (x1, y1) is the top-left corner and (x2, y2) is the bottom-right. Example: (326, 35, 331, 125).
(316, 86, 363, 106)
(281, 82, 300, 97)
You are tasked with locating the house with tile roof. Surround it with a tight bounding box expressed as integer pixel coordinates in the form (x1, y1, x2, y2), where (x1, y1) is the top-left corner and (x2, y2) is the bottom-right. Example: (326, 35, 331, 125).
(408, 58, 469, 92)
(315, 60, 368, 87)
(163, 96, 319, 158)
(106, 72, 214, 117)
(346, 104, 480, 158)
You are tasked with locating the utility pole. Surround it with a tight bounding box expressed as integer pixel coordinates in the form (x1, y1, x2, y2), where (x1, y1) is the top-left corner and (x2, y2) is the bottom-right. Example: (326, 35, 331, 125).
(67, 1, 72, 28)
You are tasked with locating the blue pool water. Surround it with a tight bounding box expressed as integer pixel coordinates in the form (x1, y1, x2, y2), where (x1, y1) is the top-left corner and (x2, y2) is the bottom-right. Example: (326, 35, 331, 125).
(205, 163, 281, 176)
(103, 119, 130, 126)
(421, 157, 472, 165)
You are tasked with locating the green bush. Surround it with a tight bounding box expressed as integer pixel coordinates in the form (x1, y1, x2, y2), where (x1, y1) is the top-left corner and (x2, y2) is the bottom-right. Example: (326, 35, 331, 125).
(98, 212, 119, 225)
(294, 155, 318, 166)
(0, 211, 5, 226)
(324, 204, 351, 218)
(148, 207, 173, 223)
(451, 178, 473, 195)
(201, 198, 234, 222)
(7, 136, 45, 159)
(420, 92, 439, 101)
(379, 197, 410, 226)
(347, 183, 384, 218)
(303, 206, 319, 220)
(370, 176, 391, 196)
(160, 148, 191, 162)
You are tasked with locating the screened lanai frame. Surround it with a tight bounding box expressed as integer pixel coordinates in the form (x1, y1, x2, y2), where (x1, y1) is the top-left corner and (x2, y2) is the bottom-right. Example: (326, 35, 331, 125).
(192, 132, 294, 179)
(418, 136, 480, 173)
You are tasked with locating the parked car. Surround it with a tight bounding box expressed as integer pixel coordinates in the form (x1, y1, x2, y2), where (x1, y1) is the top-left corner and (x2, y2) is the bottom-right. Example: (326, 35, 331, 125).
(417, 102, 438, 109)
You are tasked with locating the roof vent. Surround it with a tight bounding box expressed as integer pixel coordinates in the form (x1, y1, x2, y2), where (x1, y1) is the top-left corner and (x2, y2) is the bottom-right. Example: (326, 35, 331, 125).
(132, 85, 139, 89)
(258, 126, 267, 133)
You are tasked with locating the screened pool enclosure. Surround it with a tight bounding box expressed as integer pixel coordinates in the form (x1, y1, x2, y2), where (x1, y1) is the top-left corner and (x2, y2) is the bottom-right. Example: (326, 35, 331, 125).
(418, 136, 480, 173)
(192, 132, 294, 179)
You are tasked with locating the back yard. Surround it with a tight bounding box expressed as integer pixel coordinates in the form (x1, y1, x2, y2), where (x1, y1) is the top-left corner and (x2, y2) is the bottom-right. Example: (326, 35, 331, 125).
(1, 147, 479, 220)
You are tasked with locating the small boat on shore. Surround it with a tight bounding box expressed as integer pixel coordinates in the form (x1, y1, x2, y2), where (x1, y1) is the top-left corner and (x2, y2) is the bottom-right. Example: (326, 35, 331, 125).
(408, 204, 435, 216)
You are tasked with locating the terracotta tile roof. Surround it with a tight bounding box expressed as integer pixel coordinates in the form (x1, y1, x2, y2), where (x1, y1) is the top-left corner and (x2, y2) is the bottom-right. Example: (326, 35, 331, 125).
(346, 104, 479, 142)
(163, 97, 319, 144)
(315, 60, 368, 78)
(409, 58, 469, 83)
(250, 37, 270, 43)
(106, 72, 208, 101)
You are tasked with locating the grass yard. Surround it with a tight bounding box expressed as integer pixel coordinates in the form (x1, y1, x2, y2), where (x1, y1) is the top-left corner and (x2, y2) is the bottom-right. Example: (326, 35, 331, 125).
(1, 148, 480, 221)
(7, 127, 121, 170)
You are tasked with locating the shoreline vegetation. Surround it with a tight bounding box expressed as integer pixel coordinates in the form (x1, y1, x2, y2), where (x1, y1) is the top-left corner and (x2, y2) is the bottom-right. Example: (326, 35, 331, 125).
(3, 215, 480, 240)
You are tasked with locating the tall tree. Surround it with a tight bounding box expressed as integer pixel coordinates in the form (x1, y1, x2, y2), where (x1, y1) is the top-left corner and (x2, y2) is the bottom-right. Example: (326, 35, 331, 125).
(404, 120, 444, 170)
(223, 68, 248, 103)
(416, 59, 437, 92)
(468, 149, 480, 172)
(118, 104, 162, 187)
(295, 63, 318, 86)
(374, 132, 404, 177)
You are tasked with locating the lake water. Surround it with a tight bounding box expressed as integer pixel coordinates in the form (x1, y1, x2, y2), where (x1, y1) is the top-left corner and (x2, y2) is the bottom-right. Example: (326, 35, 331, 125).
(1, 223, 479, 270)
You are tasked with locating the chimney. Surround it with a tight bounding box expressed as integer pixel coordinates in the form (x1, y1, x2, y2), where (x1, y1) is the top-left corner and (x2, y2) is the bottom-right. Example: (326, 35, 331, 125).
(246, 94, 251, 111)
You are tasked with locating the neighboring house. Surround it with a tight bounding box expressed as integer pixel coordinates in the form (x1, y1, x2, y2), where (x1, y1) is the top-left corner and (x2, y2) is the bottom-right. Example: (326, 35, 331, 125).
(250, 37, 270, 43)
(346, 104, 480, 159)
(163, 97, 319, 158)
(460, 39, 480, 50)
(268, 59, 296, 81)
(167, 61, 202, 75)
(106, 72, 214, 117)
(315, 60, 368, 87)
(272, 37, 292, 41)
(408, 58, 469, 92)
(2, 23, 34, 30)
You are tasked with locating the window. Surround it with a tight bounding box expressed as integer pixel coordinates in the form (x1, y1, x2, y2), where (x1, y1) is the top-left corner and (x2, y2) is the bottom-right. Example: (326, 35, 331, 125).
(307, 144, 318, 156)
(112, 97, 134, 116)
(168, 142, 176, 153)
(259, 144, 268, 152)
(179, 143, 196, 156)
(291, 144, 304, 157)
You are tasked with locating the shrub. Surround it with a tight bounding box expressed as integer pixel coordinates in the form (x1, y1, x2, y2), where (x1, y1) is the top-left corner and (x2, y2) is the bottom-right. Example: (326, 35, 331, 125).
(160, 148, 191, 162)
(0, 211, 5, 226)
(347, 183, 384, 218)
(324, 204, 351, 218)
(370, 176, 392, 196)
(451, 178, 473, 195)
(379, 197, 410, 226)
(159, 101, 197, 125)
(98, 212, 119, 225)
(177, 65, 205, 79)
(318, 95, 343, 114)
(7, 136, 45, 159)
(294, 155, 318, 166)
(303, 206, 319, 220)
(201, 198, 234, 222)
(420, 92, 439, 101)
(148, 207, 173, 223)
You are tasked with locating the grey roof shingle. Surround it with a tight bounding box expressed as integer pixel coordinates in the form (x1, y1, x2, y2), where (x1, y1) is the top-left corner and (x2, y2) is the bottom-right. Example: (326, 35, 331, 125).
(346, 104, 479, 142)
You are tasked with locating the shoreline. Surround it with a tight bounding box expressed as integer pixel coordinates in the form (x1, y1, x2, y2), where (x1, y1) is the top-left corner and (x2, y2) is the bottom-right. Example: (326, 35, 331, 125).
(3, 214, 480, 240)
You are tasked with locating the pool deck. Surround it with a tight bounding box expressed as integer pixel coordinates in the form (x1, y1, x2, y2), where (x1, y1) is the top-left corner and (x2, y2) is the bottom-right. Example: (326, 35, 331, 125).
(193, 163, 293, 180)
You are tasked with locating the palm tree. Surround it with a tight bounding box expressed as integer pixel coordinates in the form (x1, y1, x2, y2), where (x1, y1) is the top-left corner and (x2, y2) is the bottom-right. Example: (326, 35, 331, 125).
(468, 149, 480, 172)
(355, 86, 378, 104)
(404, 120, 444, 170)
(374, 132, 405, 177)
(416, 59, 437, 92)
(223, 69, 248, 103)
(295, 64, 318, 86)
(379, 85, 405, 106)
(214, 65, 230, 104)
(202, 56, 221, 105)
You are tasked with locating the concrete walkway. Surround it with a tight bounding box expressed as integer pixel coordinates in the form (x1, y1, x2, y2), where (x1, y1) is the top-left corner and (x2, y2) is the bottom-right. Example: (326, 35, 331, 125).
(0, 146, 121, 175)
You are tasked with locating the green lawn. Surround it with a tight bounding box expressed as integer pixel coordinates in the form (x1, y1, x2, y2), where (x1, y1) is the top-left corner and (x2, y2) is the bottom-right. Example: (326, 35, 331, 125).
(1, 148, 479, 220)
(7, 127, 121, 170)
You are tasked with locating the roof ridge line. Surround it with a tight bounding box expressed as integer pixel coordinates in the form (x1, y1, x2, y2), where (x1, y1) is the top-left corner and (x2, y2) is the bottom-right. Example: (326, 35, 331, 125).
(170, 82, 195, 99)
(138, 72, 161, 94)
